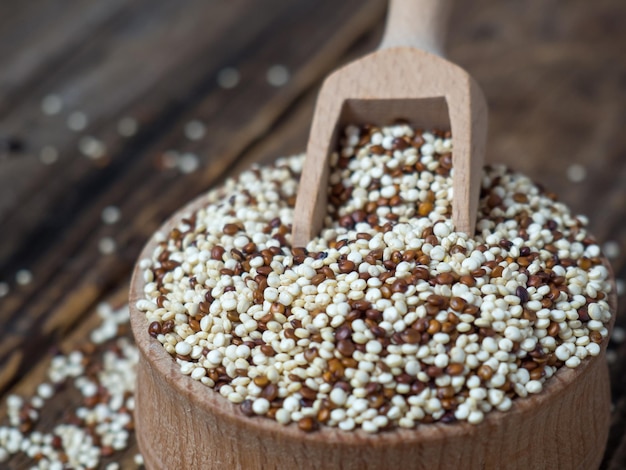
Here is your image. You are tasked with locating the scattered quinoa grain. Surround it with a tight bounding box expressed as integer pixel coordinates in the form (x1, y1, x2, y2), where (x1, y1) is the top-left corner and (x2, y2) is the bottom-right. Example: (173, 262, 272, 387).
(39, 146, 59, 165)
(0, 303, 140, 467)
(78, 136, 106, 159)
(178, 152, 200, 174)
(266, 65, 290, 87)
(98, 237, 117, 255)
(101, 206, 122, 225)
(15, 269, 33, 286)
(602, 240, 620, 260)
(41, 94, 64, 115)
(566, 164, 587, 183)
(611, 326, 626, 344)
(117, 116, 139, 137)
(217, 67, 240, 89)
(184, 120, 206, 141)
(67, 111, 88, 132)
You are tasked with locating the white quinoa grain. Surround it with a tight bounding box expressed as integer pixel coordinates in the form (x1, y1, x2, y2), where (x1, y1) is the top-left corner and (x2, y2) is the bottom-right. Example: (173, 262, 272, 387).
(184, 120, 206, 141)
(266, 65, 290, 87)
(330, 387, 347, 406)
(117, 117, 139, 137)
(467, 410, 484, 425)
(252, 398, 270, 415)
(67, 111, 88, 132)
(98, 237, 117, 255)
(175, 342, 192, 356)
(15, 269, 33, 286)
(101, 206, 121, 225)
(526, 380, 543, 394)
(178, 152, 200, 174)
(37, 383, 54, 400)
(602, 240, 620, 259)
(41, 94, 64, 115)
(338, 418, 355, 431)
(79, 136, 106, 159)
(611, 326, 626, 344)
(566, 163, 587, 183)
(39, 146, 59, 165)
(217, 67, 240, 89)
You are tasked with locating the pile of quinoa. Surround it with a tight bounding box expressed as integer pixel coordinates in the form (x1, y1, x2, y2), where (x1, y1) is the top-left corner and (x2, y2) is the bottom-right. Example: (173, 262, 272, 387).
(137, 124, 613, 433)
(0, 303, 142, 469)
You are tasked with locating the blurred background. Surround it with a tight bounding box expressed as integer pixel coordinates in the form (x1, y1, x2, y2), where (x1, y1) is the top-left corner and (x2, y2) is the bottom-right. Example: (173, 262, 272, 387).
(0, 0, 625, 467)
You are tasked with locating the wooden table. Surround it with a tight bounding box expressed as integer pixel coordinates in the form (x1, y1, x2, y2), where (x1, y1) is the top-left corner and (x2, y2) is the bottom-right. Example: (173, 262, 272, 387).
(1, 0, 625, 468)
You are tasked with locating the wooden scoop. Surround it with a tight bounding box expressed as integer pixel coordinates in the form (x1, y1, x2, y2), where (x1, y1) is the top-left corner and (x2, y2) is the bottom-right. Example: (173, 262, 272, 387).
(292, 0, 488, 247)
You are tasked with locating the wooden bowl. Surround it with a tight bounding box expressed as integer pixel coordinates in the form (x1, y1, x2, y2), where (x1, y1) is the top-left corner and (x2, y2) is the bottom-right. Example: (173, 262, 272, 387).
(129, 191, 617, 470)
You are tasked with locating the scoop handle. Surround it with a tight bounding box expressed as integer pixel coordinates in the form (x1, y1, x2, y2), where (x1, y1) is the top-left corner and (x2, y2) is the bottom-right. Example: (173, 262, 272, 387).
(378, 0, 451, 57)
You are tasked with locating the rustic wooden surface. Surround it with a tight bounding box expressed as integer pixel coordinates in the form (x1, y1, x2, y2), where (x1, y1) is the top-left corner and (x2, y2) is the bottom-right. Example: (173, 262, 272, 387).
(0, 0, 625, 468)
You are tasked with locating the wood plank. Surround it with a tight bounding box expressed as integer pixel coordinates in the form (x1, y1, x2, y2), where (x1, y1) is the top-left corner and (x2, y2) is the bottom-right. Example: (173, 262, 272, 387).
(0, 0, 387, 394)
(0, 0, 130, 112)
(0, 0, 284, 218)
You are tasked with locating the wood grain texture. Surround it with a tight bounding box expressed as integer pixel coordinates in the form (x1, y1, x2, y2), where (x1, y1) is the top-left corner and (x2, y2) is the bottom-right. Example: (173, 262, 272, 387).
(292, 0, 487, 246)
(0, 0, 386, 396)
(129, 190, 616, 470)
(0, 0, 625, 468)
